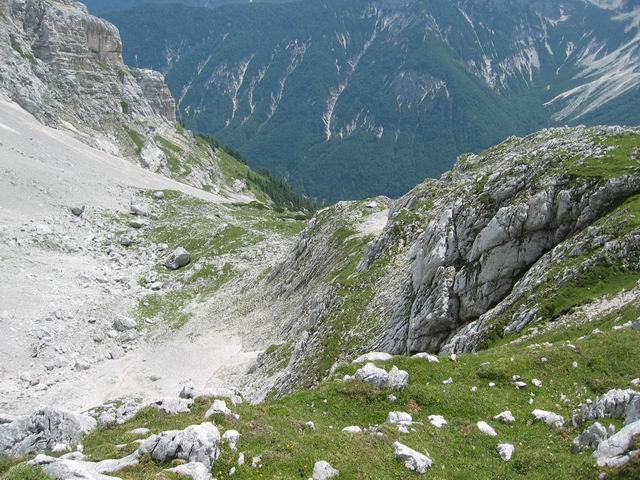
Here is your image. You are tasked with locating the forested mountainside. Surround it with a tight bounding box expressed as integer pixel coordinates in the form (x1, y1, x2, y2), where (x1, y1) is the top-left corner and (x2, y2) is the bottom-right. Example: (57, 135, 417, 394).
(105, 0, 640, 201)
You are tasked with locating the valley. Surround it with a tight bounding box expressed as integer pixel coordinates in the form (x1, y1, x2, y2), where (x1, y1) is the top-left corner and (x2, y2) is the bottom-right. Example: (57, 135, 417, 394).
(0, 1, 639, 479)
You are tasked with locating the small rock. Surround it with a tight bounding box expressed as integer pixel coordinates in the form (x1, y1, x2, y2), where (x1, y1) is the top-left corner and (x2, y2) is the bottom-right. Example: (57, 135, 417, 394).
(305, 421, 316, 431)
(223, 430, 240, 451)
(352, 352, 392, 364)
(494, 411, 516, 425)
(165, 247, 191, 270)
(387, 411, 412, 425)
(206, 399, 232, 418)
(428, 415, 447, 428)
(70, 206, 85, 217)
(531, 409, 565, 429)
(412, 353, 439, 363)
(393, 441, 432, 474)
(387, 366, 409, 390)
(477, 421, 498, 437)
(312, 460, 339, 480)
(341, 426, 362, 433)
(166, 462, 212, 480)
(113, 315, 136, 332)
(497, 443, 515, 461)
(129, 428, 151, 436)
(130, 204, 149, 216)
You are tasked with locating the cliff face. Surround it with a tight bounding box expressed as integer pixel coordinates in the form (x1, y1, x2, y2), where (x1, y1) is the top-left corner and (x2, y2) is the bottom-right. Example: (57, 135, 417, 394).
(245, 125, 640, 399)
(0, 0, 175, 130)
(0, 0, 237, 192)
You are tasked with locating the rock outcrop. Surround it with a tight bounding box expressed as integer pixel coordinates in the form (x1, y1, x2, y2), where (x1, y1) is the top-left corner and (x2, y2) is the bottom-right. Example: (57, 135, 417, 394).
(246, 126, 640, 399)
(0, 407, 96, 456)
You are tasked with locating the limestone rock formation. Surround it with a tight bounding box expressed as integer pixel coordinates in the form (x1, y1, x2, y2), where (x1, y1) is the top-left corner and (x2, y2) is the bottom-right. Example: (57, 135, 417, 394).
(0, 407, 96, 456)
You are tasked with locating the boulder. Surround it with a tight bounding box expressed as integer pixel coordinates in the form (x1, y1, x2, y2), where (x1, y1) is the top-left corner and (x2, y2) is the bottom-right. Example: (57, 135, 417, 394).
(393, 441, 432, 474)
(312, 460, 339, 480)
(205, 400, 232, 418)
(30, 452, 139, 480)
(494, 411, 516, 425)
(222, 430, 240, 451)
(428, 415, 447, 428)
(531, 409, 565, 429)
(130, 204, 149, 216)
(165, 247, 191, 270)
(572, 422, 607, 453)
(341, 426, 362, 433)
(412, 353, 439, 363)
(573, 389, 639, 427)
(497, 443, 515, 461)
(352, 352, 392, 364)
(151, 398, 193, 415)
(179, 385, 243, 405)
(387, 366, 409, 390)
(387, 411, 412, 425)
(593, 420, 640, 468)
(112, 315, 136, 332)
(119, 234, 134, 247)
(166, 462, 212, 480)
(353, 363, 388, 387)
(477, 421, 497, 437)
(137, 422, 221, 468)
(353, 363, 408, 390)
(70, 206, 85, 217)
(0, 407, 96, 457)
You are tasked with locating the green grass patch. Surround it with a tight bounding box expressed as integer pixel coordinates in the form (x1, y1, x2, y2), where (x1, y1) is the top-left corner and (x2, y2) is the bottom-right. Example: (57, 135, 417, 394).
(1, 463, 49, 480)
(125, 127, 145, 155)
(568, 133, 640, 179)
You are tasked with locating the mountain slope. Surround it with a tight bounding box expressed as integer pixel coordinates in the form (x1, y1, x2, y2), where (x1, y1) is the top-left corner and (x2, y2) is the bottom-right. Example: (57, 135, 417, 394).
(105, 0, 640, 201)
(79, 0, 296, 15)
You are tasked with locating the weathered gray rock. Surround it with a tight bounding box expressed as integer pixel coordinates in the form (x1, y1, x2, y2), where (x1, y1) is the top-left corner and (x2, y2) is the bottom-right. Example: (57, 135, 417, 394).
(497, 443, 515, 461)
(30, 452, 139, 480)
(387, 366, 409, 390)
(477, 421, 497, 437)
(151, 397, 193, 415)
(129, 428, 150, 436)
(179, 385, 243, 405)
(353, 363, 388, 387)
(166, 462, 212, 480)
(129, 204, 149, 217)
(312, 460, 339, 480)
(387, 411, 412, 425)
(341, 425, 362, 433)
(70, 206, 85, 217)
(0, 407, 96, 457)
(352, 352, 392, 364)
(573, 389, 640, 427)
(137, 422, 221, 468)
(494, 411, 516, 425)
(353, 363, 408, 390)
(393, 441, 433, 474)
(593, 420, 640, 468)
(531, 409, 565, 429)
(205, 400, 232, 418)
(572, 422, 607, 453)
(222, 430, 240, 451)
(165, 247, 191, 270)
(113, 315, 136, 332)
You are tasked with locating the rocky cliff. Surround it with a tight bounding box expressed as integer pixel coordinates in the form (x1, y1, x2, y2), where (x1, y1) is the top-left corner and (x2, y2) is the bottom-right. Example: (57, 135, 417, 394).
(247, 125, 640, 398)
(0, 0, 236, 193)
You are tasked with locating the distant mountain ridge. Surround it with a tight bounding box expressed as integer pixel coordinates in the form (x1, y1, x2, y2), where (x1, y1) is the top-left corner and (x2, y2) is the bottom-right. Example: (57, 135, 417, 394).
(105, 0, 640, 201)
(80, 0, 296, 15)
